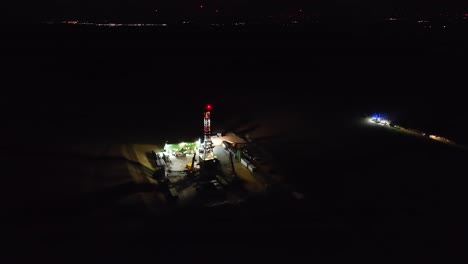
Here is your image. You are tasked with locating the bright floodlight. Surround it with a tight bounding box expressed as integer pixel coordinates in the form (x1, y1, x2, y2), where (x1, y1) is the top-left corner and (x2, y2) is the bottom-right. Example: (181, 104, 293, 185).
(370, 113, 391, 125)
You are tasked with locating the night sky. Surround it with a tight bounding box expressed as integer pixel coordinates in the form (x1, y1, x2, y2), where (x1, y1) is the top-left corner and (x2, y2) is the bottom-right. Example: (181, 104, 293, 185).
(4, 0, 468, 21)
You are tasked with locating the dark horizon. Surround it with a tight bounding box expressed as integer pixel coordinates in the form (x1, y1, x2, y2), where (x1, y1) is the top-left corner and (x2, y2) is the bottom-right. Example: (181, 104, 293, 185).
(4, 0, 468, 23)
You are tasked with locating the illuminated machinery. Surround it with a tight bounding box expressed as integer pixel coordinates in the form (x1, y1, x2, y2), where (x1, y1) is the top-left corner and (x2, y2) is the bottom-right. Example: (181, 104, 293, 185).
(200, 104, 216, 164)
(371, 113, 389, 125)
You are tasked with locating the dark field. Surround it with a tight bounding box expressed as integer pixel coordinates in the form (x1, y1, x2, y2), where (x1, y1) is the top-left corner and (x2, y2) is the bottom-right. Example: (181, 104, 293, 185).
(1, 24, 468, 262)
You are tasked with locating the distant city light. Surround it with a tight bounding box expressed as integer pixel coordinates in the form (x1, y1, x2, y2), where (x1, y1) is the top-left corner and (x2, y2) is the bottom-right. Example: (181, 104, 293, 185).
(59, 21, 168, 27)
(200, 4, 204, 8)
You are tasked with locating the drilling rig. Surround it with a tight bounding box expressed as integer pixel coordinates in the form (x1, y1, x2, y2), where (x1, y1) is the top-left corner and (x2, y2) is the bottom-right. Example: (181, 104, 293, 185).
(198, 104, 219, 177)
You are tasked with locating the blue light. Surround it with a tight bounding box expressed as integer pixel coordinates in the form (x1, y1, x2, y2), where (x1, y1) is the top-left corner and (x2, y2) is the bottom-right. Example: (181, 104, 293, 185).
(371, 113, 387, 121)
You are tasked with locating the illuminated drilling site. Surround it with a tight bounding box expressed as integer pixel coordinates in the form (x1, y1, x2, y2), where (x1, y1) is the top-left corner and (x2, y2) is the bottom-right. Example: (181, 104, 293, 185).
(147, 104, 273, 208)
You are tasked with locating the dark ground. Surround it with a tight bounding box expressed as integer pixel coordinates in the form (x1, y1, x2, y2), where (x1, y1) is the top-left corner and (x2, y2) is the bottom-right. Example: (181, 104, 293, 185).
(1, 22, 468, 263)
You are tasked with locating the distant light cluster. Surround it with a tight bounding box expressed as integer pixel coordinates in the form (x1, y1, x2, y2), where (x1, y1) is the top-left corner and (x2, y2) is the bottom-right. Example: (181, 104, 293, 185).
(370, 113, 390, 125)
(59, 21, 168, 27)
(40, 13, 468, 30)
(429, 135, 452, 143)
(367, 113, 455, 145)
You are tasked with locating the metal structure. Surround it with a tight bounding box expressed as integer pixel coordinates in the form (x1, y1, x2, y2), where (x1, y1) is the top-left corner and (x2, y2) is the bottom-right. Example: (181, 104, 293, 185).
(201, 104, 215, 161)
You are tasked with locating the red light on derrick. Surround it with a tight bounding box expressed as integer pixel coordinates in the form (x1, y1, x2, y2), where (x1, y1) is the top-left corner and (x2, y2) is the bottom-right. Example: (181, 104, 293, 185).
(205, 104, 212, 111)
